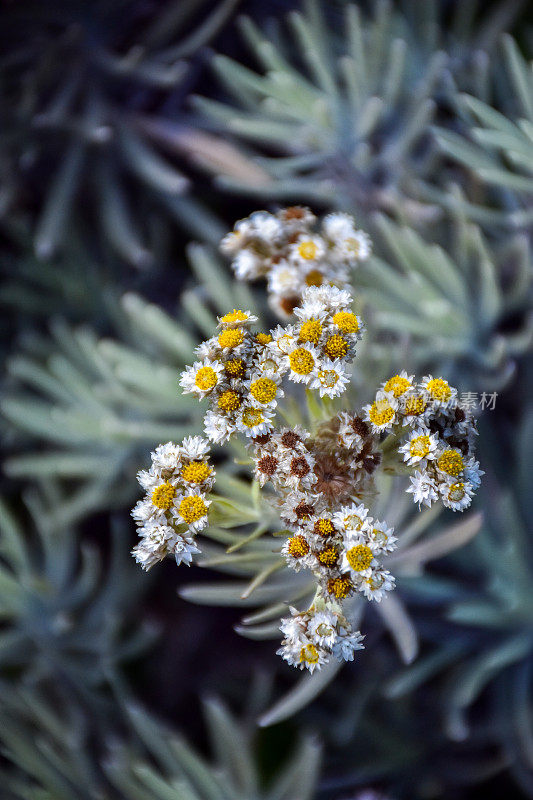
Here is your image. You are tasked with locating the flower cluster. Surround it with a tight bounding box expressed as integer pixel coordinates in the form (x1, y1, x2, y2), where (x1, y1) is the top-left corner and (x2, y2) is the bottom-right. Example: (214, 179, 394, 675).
(179, 308, 282, 442)
(253, 416, 395, 670)
(220, 207, 371, 318)
(277, 601, 365, 673)
(179, 287, 364, 445)
(364, 373, 483, 511)
(270, 286, 364, 397)
(132, 208, 483, 676)
(131, 437, 214, 570)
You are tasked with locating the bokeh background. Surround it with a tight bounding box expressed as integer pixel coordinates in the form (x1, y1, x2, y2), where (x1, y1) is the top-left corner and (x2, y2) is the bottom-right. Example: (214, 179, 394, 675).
(0, 0, 532, 798)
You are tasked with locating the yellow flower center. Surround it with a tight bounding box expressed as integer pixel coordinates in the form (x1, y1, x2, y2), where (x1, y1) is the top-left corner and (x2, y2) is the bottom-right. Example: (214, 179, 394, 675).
(289, 347, 315, 375)
(318, 369, 339, 388)
(151, 482, 176, 510)
(299, 319, 323, 344)
(409, 435, 431, 458)
(181, 461, 212, 484)
(218, 328, 244, 349)
(249, 377, 278, 404)
(448, 482, 466, 501)
(437, 449, 464, 477)
(346, 544, 373, 571)
(317, 546, 338, 567)
(403, 395, 426, 416)
(179, 495, 208, 524)
(287, 535, 310, 558)
(314, 518, 335, 537)
(327, 575, 352, 599)
(305, 269, 324, 286)
(224, 358, 246, 378)
(368, 399, 395, 426)
(241, 407, 264, 428)
(384, 375, 412, 397)
(217, 390, 241, 413)
(345, 236, 361, 255)
(324, 334, 349, 360)
(220, 309, 248, 325)
(258, 356, 280, 373)
(426, 378, 452, 402)
(332, 311, 359, 333)
(297, 240, 318, 260)
(366, 573, 385, 590)
(194, 366, 218, 391)
(275, 333, 296, 354)
(299, 643, 320, 664)
(343, 513, 363, 531)
(255, 332, 273, 345)
(371, 527, 389, 547)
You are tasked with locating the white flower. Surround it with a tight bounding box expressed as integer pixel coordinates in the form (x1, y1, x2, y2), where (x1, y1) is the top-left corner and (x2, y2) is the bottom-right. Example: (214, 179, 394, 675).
(381, 370, 415, 400)
(174, 536, 201, 566)
(440, 480, 474, 511)
(463, 458, 484, 489)
(180, 435, 211, 460)
(332, 230, 372, 265)
(232, 249, 264, 280)
(334, 502, 371, 534)
(151, 441, 182, 471)
(399, 429, 439, 466)
(277, 635, 329, 673)
(268, 262, 300, 295)
(363, 392, 398, 434)
(283, 343, 320, 385)
(364, 519, 398, 554)
(179, 360, 223, 397)
(235, 404, 275, 437)
(203, 410, 235, 443)
(420, 375, 458, 407)
(136, 467, 161, 492)
(220, 230, 245, 255)
(300, 284, 353, 315)
(406, 470, 439, 508)
(217, 309, 258, 328)
(312, 360, 350, 398)
(248, 210, 284, 241)
(322, 212, 357, 241)
(267, 324, 298, 358)
(279, 449, 317, 490)
(246, 373, 284, 409)
(132, 521, 177, 571)
(308, 610, 339, 648)
(279, 610, 307, 641)
(281, 535, 314, 572)
(289, 234, 327, 266)
(131, 497, 160, 524)
(171, 493, 211, 532)
(332, 629, 365, 661)
(359, 568, 396, 602)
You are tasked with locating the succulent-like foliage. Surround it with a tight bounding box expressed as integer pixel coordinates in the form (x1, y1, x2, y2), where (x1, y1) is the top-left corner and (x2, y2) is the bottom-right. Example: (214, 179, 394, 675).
(179, 427, 481, 724)
(193, 0, 524, 222)
(0, 0, 243, 264)
(434, 35, 533, 229)
(1, 245, 262, 522)
(194, 0, 445, 220)
(357, 211, 533, 390)
(380, 408, 533, 794)
(0, 486, 151, 691)
(0, 682, 320, 800)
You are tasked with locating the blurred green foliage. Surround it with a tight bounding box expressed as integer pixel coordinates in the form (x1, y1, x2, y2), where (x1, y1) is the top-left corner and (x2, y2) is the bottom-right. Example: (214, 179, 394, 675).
(0, 0, 532, 798)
